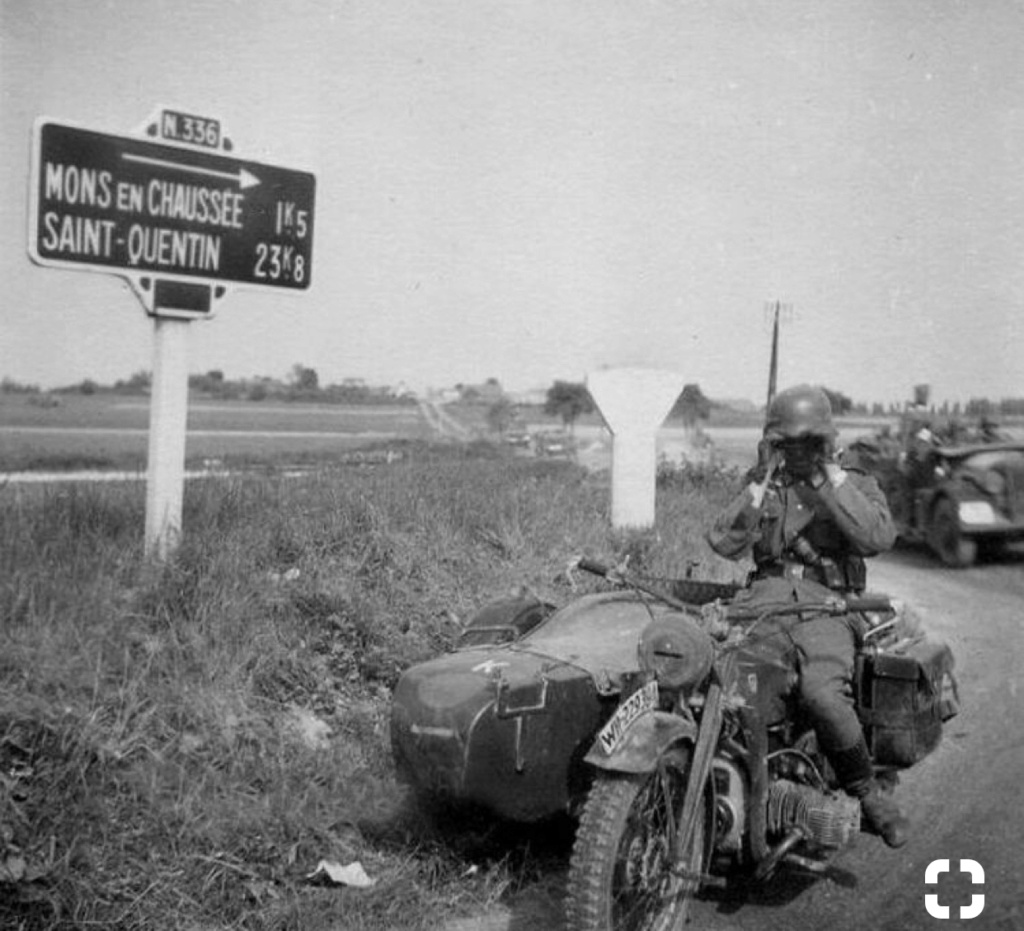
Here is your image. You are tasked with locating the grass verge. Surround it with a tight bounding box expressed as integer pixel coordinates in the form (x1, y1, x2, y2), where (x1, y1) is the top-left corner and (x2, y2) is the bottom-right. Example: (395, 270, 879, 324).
(0, 445, 741, 929)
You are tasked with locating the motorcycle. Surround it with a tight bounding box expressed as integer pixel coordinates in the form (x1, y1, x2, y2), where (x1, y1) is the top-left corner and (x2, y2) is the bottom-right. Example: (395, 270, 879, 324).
(564, 558, 959, 931)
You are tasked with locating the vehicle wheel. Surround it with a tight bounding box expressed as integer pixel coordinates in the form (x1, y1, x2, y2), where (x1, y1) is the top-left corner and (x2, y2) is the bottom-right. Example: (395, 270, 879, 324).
(930, 498, 977, 567)
(565, 747, 708, 931)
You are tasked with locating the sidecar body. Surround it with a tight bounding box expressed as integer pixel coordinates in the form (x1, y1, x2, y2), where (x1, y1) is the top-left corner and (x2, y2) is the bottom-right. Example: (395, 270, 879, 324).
(391, 592, 679, 822)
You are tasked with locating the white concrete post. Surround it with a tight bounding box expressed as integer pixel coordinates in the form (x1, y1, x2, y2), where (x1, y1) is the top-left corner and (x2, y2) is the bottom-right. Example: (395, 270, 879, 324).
(587, 367, 685, 529)
(144, 317, 191, 559)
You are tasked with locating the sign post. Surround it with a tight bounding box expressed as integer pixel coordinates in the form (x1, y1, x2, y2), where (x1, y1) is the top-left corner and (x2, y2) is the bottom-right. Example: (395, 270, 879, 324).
(145, 318, 190, 559)
(28, 110, 316, 558)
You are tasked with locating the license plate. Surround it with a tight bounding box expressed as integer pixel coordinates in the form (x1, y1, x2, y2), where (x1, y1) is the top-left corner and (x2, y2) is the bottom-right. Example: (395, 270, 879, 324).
(597, 680, 658, 755)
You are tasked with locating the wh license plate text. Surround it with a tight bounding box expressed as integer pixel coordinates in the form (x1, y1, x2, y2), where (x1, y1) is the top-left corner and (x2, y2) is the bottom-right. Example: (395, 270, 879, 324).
(598, 680, 658, 755)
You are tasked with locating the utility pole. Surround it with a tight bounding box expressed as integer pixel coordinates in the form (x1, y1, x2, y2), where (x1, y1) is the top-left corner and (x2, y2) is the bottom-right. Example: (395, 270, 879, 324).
(764, 300, 791, 408)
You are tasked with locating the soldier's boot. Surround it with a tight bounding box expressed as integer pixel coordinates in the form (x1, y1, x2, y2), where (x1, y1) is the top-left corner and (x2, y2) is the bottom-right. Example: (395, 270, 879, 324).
(859, 786, 911, 849)
(829, 739, 911, 849)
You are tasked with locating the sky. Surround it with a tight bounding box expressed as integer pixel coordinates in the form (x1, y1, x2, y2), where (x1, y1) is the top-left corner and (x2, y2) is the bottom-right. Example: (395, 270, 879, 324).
(2, 0, 1023, 408)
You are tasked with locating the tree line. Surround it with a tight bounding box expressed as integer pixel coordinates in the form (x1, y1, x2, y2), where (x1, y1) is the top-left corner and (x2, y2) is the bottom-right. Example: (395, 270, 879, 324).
(4, 371, 1022, 423)
(485, 381, 716, 434)
(1, 366, 415, 405)
(486, 381, 1024, 437)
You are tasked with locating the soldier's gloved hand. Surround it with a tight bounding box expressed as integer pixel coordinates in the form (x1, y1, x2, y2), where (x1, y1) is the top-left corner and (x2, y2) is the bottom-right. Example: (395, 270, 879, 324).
(812, 438, 844, 488)
(746, 437, 777, 485)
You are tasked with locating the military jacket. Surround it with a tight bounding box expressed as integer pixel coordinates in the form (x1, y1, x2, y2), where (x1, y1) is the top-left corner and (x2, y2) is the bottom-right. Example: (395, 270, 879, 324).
(707, 466, 897, 568)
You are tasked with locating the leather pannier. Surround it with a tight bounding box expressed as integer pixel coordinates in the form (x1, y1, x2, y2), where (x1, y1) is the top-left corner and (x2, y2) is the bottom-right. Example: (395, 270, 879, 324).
(855, 639, 959, 767)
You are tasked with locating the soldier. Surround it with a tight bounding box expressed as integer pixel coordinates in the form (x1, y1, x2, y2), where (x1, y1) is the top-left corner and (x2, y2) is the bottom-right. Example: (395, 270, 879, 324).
(979, 415, 1007, 443)
(707, 384, 910, 847)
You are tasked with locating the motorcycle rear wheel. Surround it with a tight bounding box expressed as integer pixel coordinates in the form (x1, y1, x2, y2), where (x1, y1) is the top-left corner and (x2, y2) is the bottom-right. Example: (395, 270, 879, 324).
(565, 747, 708, 931)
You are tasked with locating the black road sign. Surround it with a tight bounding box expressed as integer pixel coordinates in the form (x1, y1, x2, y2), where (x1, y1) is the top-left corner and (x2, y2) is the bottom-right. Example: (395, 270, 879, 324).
(29, 119, 315, 295)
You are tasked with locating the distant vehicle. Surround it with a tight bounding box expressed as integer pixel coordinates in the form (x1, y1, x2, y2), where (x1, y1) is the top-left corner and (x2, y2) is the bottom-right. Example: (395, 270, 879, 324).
(853, 435, 1024, 567)
(534, 432, 574, 459)
(503, 428, 532, 450)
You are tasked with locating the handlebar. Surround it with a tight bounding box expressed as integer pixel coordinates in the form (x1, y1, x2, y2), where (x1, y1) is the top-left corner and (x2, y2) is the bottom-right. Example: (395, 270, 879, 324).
(573, 557, 696, 613)
(573, 556, 893, 618)
(576, 557, 612, 578)
(842, 595, 893, 614)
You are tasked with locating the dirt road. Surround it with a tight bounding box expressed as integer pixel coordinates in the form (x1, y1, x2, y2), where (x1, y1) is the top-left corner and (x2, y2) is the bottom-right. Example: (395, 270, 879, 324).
(443, 545, 1024, 931)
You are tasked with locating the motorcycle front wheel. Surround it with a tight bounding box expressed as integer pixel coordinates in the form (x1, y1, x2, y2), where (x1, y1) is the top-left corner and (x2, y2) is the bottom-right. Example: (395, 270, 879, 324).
(565, 747, 708, 931)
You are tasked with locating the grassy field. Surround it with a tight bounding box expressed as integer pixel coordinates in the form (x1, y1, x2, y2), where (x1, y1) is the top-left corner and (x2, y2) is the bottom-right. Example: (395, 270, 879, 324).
(0, 440, 743, 931)
(0, 394, 433, 473)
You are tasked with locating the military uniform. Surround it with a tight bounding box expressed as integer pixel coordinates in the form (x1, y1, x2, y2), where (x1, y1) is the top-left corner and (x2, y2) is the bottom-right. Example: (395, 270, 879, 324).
(709, 384, 909, 846)
(709, 460, 896, 590)
(708, 462, 897, 753)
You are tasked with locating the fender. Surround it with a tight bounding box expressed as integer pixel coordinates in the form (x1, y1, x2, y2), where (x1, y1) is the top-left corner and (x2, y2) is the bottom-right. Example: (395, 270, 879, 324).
(584, 709, 697, 774)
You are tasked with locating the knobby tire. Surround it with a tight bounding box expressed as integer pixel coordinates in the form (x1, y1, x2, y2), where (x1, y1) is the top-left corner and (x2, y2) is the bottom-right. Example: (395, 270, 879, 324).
(565, 747, 707, 931)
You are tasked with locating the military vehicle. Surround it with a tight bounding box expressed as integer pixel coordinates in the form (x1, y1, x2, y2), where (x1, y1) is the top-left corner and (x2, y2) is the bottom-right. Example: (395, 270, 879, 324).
(851, 387, 1024, 566)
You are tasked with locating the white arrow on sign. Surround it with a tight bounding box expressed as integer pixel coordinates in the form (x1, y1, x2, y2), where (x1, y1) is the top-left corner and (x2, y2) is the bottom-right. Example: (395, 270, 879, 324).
(122, 152, 260, 189)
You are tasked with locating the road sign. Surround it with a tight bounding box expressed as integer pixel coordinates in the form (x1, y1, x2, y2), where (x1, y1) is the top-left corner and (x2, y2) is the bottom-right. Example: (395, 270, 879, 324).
(28, 118, 316, 313)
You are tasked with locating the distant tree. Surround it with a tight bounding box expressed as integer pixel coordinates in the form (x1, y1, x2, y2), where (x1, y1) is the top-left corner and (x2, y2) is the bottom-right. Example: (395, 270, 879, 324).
(670, 383, 712, 428)
(1, 378, 40, 394)
(486, 397, 517, 435)
(247, 381, 269, 402)
(965, 397, 994, 417)
(79, 379, 98, 395)
(114, 370, 151, 394)
(289, 364, 319, 392)
(544, 381, 594, 432)
(192, 369, 240, 398)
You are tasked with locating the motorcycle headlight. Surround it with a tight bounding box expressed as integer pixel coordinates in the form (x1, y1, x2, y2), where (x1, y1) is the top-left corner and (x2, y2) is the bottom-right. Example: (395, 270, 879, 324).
(638, 618, 714, 691)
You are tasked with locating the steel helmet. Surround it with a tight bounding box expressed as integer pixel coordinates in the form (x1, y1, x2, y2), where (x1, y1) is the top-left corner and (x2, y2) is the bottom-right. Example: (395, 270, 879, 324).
(764, 384, 837, 442)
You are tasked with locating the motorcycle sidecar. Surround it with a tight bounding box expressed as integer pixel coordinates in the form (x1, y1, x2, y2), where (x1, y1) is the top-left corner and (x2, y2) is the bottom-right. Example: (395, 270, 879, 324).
(390, 591, 683, 822)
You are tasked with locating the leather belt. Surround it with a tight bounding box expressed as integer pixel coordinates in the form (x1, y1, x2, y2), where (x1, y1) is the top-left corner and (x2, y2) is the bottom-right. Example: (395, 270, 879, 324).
(753, 559, 847, 591)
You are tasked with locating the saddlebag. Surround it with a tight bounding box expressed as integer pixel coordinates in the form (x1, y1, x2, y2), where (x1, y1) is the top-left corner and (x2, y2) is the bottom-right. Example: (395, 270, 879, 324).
(855, 639, 959, 767)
